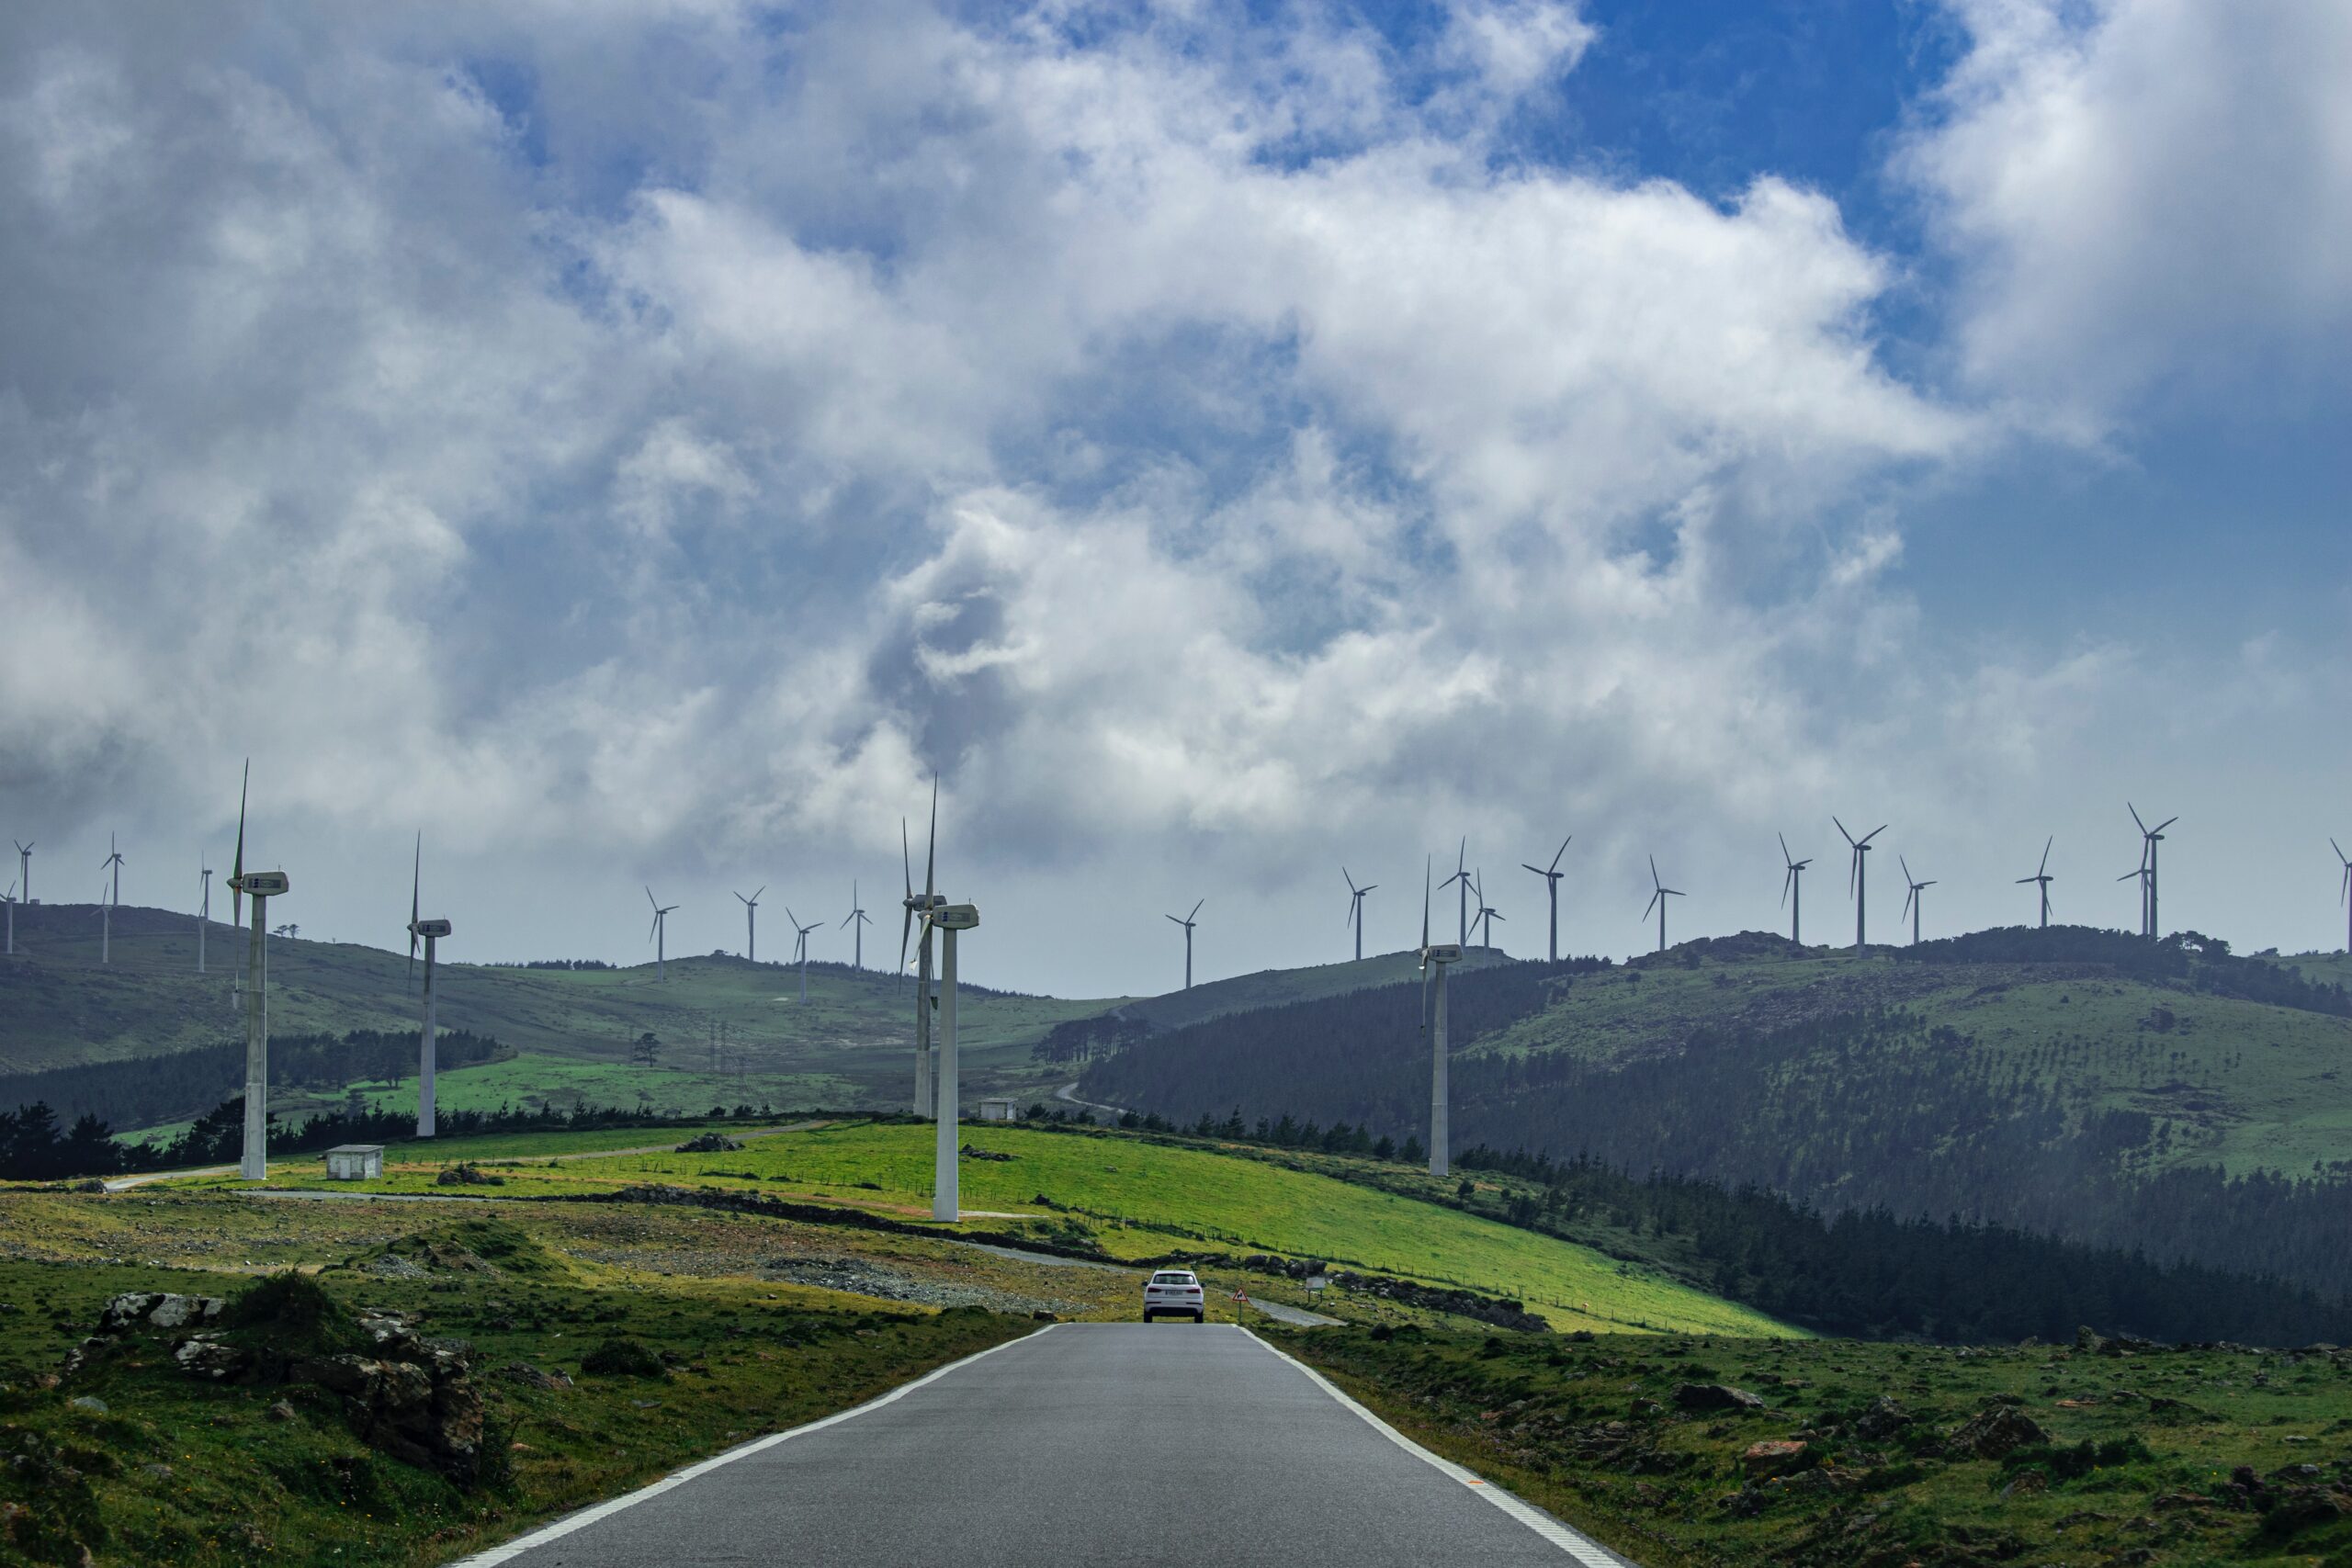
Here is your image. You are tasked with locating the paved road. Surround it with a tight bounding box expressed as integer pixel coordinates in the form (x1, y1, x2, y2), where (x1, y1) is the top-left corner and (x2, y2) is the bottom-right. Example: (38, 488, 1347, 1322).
(455, 1324, 1628, 1567)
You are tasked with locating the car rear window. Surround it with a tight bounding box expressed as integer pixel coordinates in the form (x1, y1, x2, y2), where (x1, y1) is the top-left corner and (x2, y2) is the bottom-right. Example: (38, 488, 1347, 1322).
(1150, 1272, 1194, 1284)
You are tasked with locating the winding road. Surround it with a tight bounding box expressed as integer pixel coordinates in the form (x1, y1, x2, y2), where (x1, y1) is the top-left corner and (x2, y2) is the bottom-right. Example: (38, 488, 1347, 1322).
(450, 1323, 1631, 1567)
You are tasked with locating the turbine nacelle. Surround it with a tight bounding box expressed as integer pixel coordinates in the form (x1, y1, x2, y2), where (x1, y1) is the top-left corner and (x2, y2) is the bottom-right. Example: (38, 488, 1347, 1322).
(1419, 942, 1463, 965)
(236, 871, 290, 897)
(929, 904, 980, 931)
(410, 918, 452, 939)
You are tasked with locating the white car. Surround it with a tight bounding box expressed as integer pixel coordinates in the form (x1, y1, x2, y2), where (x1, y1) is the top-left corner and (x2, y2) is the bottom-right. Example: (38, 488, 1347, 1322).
(1142, 1269, 1206, 1323)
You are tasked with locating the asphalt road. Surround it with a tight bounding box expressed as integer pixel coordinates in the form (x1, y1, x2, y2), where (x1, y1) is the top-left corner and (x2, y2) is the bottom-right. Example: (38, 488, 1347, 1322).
(456, 1323, 1631, 1567)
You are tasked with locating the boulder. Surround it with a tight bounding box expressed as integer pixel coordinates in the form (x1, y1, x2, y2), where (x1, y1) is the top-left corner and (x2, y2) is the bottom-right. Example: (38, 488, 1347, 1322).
(495, 1360, 574, 1391)
(1947, 1403, 2047, 1461)
(1853, 1394, 1911, 1439)
(172, 1336, 253, 1382)
(1741, 1438, 1808, 1477)
(674, 1133, 743, 1154)
(1673, 1382, 1767, 1413)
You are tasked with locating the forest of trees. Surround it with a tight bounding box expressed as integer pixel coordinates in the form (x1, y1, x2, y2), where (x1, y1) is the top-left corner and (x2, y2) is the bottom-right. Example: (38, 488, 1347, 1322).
(1079, 967, 2352, 1301)
(1894, 925, 2352, 1017)
(0, 1029, 506, 1134)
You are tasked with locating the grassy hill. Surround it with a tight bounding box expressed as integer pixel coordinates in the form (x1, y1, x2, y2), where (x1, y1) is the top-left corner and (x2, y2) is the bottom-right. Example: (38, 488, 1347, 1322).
(0, 901, 1124, 1126)
(1078, 928, 2352, 1297)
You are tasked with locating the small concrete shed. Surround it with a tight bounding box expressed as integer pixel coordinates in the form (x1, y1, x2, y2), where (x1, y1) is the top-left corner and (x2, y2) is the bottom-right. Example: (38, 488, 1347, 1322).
(323, 1145, 385, 1180)
(977, 1098, 1017, 1122)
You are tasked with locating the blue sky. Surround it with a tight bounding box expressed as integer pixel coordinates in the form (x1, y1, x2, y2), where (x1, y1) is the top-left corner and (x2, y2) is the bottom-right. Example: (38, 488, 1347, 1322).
(2, 0, 2347, 995)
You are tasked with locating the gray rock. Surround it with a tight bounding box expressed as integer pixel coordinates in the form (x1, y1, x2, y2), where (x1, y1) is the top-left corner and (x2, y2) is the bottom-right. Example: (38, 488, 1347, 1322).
(69, 1395, 107, 1414)
(1853, 1394, 1911, 1438)
(1947, 1403, 2047, 1461)
(1673, 1382, 1767, 1412)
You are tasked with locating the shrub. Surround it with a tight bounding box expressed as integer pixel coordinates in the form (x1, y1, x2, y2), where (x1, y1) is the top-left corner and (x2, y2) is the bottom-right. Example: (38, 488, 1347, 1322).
(580, 1337, 666, 1378)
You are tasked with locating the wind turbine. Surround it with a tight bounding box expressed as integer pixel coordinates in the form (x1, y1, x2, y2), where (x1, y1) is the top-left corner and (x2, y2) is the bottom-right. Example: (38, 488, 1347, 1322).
(1779, 833, 1812, 945)
(842, 881, 871, 969)
(2120, 847, 2151, 932)
(4, 879, 14, 957)
(1471, 871, 1504, 949)
(225, 761, 289, 1180)
(901, 783, 944, 1118)
(13, 840, 28, 906)
(1899, 856, 1936, 945)
(1835, 817, 1885, 955)
(2017, 838, 2054, 929)
(1521, 836, 1569, 961)
(1642, 855, 1683, 953)
(406, 833, 452, 1138)
(1439, 837, 1472, 947)
(646, 887, 678, 981)
(922, 897, 981, 1222)
(1418, 856, 1463, 1179)
(2129, 805, 2177, 939)
(2335, 839, 2351, 953)
(788, 908, 822, 1004)
(198, 859, 212, 973)
(734, 886, 763, 963)
(1166, 899, 1203, 989)
(99, 832, 124, 964)
(1343, 867, 1376, 962)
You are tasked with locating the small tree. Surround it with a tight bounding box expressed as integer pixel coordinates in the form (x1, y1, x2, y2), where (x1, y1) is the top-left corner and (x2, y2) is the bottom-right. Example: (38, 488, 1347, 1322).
(631, 1032, 663, 1067)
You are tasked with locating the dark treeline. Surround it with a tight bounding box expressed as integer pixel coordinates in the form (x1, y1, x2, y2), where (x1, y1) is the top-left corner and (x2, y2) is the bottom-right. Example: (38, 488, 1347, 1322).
(482, 959, 616, 970)
(0, 1094, 775, 1180)
(1081, 987, 2352, 1302)
(1893, 925, 2352, 1018)
(0, 1030, 506, 1133)
(1019, 1099, 2351, 1344)
(1452, 1145, 2348, 1347)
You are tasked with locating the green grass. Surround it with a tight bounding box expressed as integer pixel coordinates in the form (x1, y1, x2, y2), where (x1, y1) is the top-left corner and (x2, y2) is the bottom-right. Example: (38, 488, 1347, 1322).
(1287, 1323, 2352, 1566)
(0, 1224, 1033, 1566)
(193, 1120, 1795, 1338)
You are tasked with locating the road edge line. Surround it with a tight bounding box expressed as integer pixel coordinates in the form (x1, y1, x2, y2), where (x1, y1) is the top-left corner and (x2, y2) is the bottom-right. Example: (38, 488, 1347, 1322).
(441, 1322, 1059, 1567)
(1243, 1327, 1635, 1568)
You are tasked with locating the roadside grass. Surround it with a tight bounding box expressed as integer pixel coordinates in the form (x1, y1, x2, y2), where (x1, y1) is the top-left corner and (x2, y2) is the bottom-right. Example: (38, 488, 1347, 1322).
(1283, 1323, 2352, 1567)
(181, 1121, 1795, 1337)
(0, 1238, 1035, 1566)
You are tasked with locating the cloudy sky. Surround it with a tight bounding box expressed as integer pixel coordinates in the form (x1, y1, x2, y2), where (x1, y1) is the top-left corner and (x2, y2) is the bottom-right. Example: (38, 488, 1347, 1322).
(3, 0, 2347, 997)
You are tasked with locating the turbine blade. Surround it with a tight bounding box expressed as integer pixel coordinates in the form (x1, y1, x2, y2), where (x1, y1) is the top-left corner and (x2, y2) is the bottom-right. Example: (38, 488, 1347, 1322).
(1781, 866, 1794, 908)
(1420, 855, 1431, 948)
(1522, 863, 1544, 876)
(2154, 816, 2178, 833)
(2130, 802, 2147, 834)
(923, 775, 937, 903)
(1549, 835, 1570, 873)
(1190, 897, 1204, 921)
(1834, 816, 1853, 846)
(1864, 824, 1886, 845)
(1643, 890, 1660, 919)
(232, 759, 248, 928)
(1779, 830, 1792, 866)
(2039, 835, 2052, 875)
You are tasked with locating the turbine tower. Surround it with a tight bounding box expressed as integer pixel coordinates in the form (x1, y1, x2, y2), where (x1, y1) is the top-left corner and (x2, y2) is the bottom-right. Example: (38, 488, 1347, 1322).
(1642, 856, 1684, 954)
(1471, 871, 1504, 949)
(2017, 837, 2054, 929)
(1835, 817, 1885, 956)
(1166, 899, 1203, 989)
(1342, 867, 1376, 962)
(2129, 805, 2177, 940)
(4, 880, 15, 957)
(924, 898, 981, 1223)
(226, 761, 288, 1180)
(198, 859, 212, 973)
(901, 783, 944, 1118)
(1899, 856, 1936, 945)
(842, 881, 871, 969)
(13, 840, 29, 906)
(406, 834, 452, 1138)
(1440, 838, 1472, 947)
(788, 908, 823, 1004)
(734, 886, 763, 962)
(646, 887, 678, 981)
(1418, 857, 1463, 1179)
(2335, 839, 2351, 954)
(2120, 850, 2152, 933)
(1779, 833, 1812, 945)
(1521, 836, 1569, 961)
(100, 832, 124, 964)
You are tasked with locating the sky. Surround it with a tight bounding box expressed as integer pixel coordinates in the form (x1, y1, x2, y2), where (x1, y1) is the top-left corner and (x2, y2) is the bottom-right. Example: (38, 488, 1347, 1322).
(2, 0, 2348, 998)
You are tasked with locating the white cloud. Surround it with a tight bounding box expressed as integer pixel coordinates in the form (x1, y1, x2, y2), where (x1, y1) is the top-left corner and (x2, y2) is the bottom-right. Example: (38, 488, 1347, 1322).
(1902, 0, 2352, 424)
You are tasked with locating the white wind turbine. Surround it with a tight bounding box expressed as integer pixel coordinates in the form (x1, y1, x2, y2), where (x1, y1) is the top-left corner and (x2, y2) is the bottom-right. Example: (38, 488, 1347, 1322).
(197, 858, 213, 974)
(1471, 870, 1504, 949)
(1419, 857, 1464, 1178)
(1521, 836, 1570, 961)
(1343, 867, 1376, 962)
(1166, 899, 1203, 989)
(842, 881, 871, 969)
(13, 840, 30, 907)
(227, 760, 290, 1180)
(646, 887, 679, 982)
(100, 832, 124, 964)
(788, 908, 822, 1004)
(922, 897, 981, 1223)
(407, 834, 453, 1138)
(735, 886, 763, 963)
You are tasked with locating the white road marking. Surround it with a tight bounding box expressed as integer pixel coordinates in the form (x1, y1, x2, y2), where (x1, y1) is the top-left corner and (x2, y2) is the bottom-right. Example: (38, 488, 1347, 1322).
(1244, 1328, 1636, 1567)
(440, 1324, 1058, 1567)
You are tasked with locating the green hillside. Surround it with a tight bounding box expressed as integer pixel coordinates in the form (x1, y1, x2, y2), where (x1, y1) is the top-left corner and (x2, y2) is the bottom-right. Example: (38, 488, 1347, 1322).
(0, 901, 1124, 1126)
